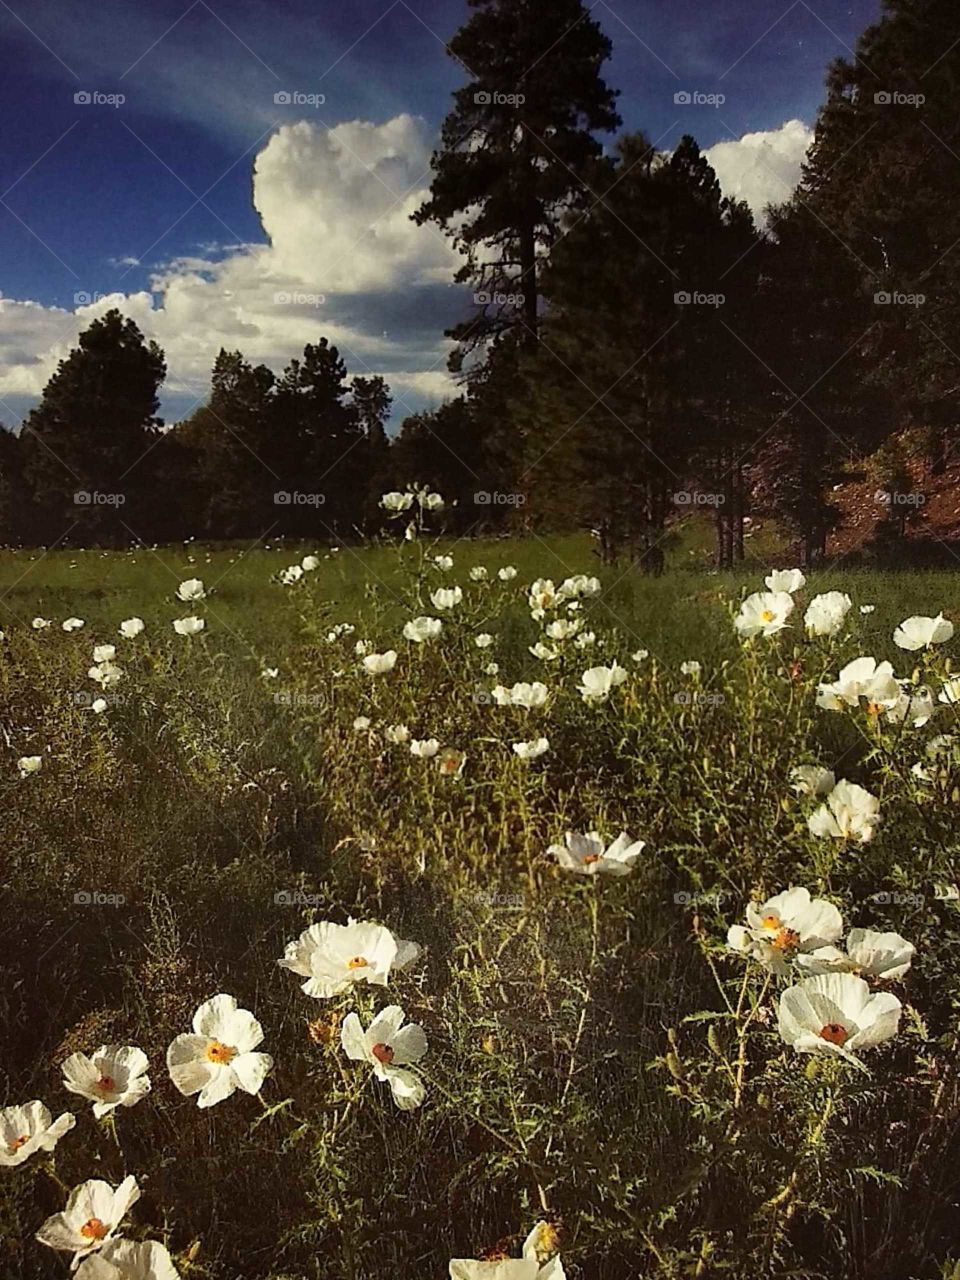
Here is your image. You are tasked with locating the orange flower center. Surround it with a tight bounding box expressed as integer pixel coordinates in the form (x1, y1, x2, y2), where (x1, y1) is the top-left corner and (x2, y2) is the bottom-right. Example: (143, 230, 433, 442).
(582, 853, 602, 865)
(865, 701, 884, 717)
(819, 1022, 849, 1046)
(9, 1135, 29, 1153)
(347, 956, 369, 970)
(80, 1218, 108, 1240)
(95, 1075, 115, 1093)
(205, 1040, 237, 1064)
(371, 1042, 395, 1065)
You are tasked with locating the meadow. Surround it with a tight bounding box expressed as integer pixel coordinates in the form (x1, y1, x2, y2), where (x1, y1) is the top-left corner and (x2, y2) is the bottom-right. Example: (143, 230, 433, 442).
(1, 503, 959, 1279)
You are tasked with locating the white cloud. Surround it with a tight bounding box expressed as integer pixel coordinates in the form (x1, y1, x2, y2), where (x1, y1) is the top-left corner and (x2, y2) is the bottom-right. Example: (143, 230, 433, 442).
(704, 119, 813, 222)
(0, 116, 463, 422)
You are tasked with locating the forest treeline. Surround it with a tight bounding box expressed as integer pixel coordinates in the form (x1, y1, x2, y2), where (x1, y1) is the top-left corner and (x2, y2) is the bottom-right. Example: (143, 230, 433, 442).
(1, 0, 958, 565)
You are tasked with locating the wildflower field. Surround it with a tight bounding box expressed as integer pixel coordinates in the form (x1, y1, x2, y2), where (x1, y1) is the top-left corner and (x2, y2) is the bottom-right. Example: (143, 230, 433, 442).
(2, 505, 960, 1279)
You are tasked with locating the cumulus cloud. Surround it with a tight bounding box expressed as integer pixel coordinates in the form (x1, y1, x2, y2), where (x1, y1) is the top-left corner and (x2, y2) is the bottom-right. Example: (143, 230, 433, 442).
(0, 115, 464, 423)
(705, 119, 813, 222)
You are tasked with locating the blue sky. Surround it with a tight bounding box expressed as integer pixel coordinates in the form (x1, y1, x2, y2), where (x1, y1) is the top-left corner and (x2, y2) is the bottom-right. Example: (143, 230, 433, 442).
(0, 0, 881, 427)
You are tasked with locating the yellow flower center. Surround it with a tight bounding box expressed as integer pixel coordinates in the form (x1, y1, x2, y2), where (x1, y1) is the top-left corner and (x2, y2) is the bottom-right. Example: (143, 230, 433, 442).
(371, 1042, 395, 1065)
(9, 1135, 29, 1153)
(865, 701, 884, 717)
(819, 1022, 849, 1046)
(760, 609, 775, 623)
(760, 915, 800, 952)
(205, 1040, 237, 1065)
(347, 956, 369, 970)
(80, 1218, 108, 1240)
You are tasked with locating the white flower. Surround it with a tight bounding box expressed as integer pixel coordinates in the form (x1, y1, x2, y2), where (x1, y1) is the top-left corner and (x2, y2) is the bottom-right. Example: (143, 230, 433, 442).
(765, 568, 806, 594)
(493, 681, 549, 709)
(797, 928, 915, 980)
(728, 886, 843, 973)
(893, 613, 954, 651)
(574, 631, 596, 649)
(62, 617, 85, 632)
(301, 555, 320, 571)
(384, 723, 410, 745)
(353, 716, 373, 732)
(418, 489, 444, 511)
(789, 765, 836, 798)
(0, 1100, 74, 1167)
(474, 633, 494, 648)
(433, 555, 454, 571)
(403, 616, 442, 643)
(173, 616, 205, 636)
(631, 649, 649, 663)
(735, 591, 794, 638)
(939, 677, 960, 705)
(74, 1239, 180, 1280)
(548, 830, 645, 877)
(484, 662, 499, 676)
(558, 574, 600, 599)
(430, 586, 463, 610)
(280, 564, 303, 585)
(362, 650, 397, 675)
(62, 1046, 150, 1118)
(380, 491, 414, 514)
(529, 642, 559, 662)
(166, 994, 272, 1108)
(32, 616, 51, 630)
(808, 780, 880, 843)
(410, 737, 440, 758)
(36, 1175, 140, 1267)
(777, 972, 901, 1068)
(18, 755, 42, 777)
(528, 578, 558, 617)
(498, 565, 518, 581)
(816, 657, 900, 713)
(885, 684, 936, 727)
(860, 604, 876, 615)
(92, 699, 108, 714)
(437, 747, 466, 778)
(341, 1005, 428, 1111)
(512, 737, 549, 761)
(355, 639, 370, 656)
(325, 622, 355, 643)
(278, 919, 421, 998)
(88, 662, 123, 688)
(176, 578, 205, 602)
(680, 660, 700, 676)
(93, 644, 117, 664)
(469, 566, 488, 581)
(578, 662, 627, 704)
(546, 618, 580, 641)
(804, 591, 852, 637)
(118, 618, 144, 639)
(450, 1221, 566, 1279)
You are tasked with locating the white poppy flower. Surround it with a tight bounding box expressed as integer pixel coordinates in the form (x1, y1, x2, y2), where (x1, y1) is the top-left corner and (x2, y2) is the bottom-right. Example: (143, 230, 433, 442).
(893, 613, 954, 651)
(816, 656, 900, 713)
(301, 555, 320, 571)
(558, 574, 600, 599)
(735, 591, 794, 638)
(89, 662, 123, 688)
(410, 737, 440, 758)
(528, 579, 558, 617)
(860, 604, 876, 615)
(777, 972, 901, 1068)
(74, 1238, 180, 1280)
(797, 928, 915, 980)
(884, 684, 936, 727)
(729, 886, 843, 973)
(546, 618, 580, 641)
(764, 568, 806, 594)
(498, 565, 518, 581)
(474, 633, 494, 648)
(0, 1101, 74, 1167)
(493, 681, 549, 709)
(380, 491, 414, 514)
(578, 662, 627, 704)
(512, 737, 549, 761)
(938, 677, 960, 705)
(62, 1046, 151, 1118)
(36, 1175, 140, 1267)
(437, 747, 466, 778)
(18, 755, 42, 777)
(384, 724, 410, 744)
(278, 919, 421, 998)
(355, 639, 370, 655)
(93, 644, 117, 664)
(118, 618, 144, 639)
(166, 994, 272, 1108)
(341, 1005, 428, 1111)
(430, 586, 463, 610)
(548, 830, 645, 877)
(176, 578, 205, 602)
(280, 565, 303, 585)
(469, 566, 488, 581)
(62, 617, 85, 632)
(173, 617, 204, 636)
(574, 631, 596, 649)
(680, 660, 700, 675)
(631, 649, 649, 663)
(32, 617, 51, 630)
(362, 650, 397, 675)
(804, 591, 853, 637)
(808, 780, 880, 843)
(403, 616, 442, 643)
(450, 1222, 565, 1279)
(92, 699, 108, 714)
(433, 555, 454, 571)
(789, 765, 836, 798)
(529, 642, 559, 662)
(353, 716, 372, 732)
(484, 662, 499, 676)
(419, 490, 444, 511)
